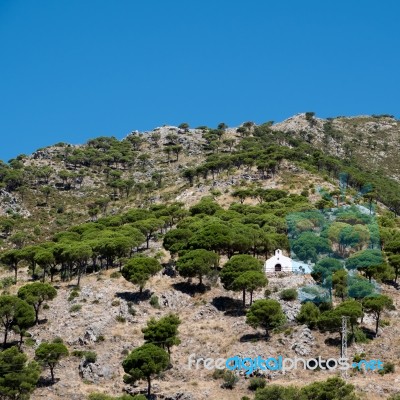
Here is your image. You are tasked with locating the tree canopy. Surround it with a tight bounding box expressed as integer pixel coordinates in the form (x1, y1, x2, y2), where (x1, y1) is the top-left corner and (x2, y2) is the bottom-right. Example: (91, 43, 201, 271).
(122, 343, 169, 396)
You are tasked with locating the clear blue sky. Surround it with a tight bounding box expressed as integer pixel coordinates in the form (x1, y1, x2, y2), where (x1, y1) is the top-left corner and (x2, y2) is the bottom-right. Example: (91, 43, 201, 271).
(1, 0, 399, 162)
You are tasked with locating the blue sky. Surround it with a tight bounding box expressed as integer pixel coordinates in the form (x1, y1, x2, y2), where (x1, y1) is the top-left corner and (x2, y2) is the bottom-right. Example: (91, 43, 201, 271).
(1, 0, 399, 162)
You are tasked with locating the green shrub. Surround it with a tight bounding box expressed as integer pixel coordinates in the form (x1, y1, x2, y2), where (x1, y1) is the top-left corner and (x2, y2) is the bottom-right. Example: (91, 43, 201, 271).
(68, 290, 80, 301)
(301, 189, 309, 197)
(110, 271, 121, 279)
(353, 353, 366, 363)
(222, 370, 238, 389)
(280, 288, 298, 301)
(352, 327, 369, 343)
(212, 369, 225, 379)
(0, 277, 15, 289)
(248, 377, 266, 391)
(127, 305, 136, 316)
(115, 315, 126, 323)
(379, 362, 395, 375)
(72, 350, 85, 357)
(72, 350, 97, 364)
(111, 299, 120, 307)
(149, 295, 160, 308)
(69, 304, 82, 313)
(25, 337, 36, 347)
(84, 351, 97, 364)
(284, 328, 294, 336)
(296, 302, 320, 329)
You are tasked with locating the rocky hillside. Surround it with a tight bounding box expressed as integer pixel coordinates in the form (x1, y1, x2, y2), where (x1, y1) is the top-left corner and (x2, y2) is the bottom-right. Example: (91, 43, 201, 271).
(271, 113, 400, 182)
(0, 115, 400, 400)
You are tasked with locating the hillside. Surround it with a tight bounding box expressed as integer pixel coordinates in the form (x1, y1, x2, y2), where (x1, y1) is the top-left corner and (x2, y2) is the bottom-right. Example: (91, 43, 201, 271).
(0, 115, 400, 400)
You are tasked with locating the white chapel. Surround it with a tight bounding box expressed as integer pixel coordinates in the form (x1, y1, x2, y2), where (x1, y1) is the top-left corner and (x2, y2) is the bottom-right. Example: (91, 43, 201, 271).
(264, 249, 312, 274)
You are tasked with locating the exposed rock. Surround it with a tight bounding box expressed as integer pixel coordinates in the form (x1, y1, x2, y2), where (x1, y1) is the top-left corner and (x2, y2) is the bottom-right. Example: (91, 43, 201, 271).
(162, 392, 196, 400)
(78, 360, 114, 382)
(0, 189, 30, 217)
(290, 326, 314, 356)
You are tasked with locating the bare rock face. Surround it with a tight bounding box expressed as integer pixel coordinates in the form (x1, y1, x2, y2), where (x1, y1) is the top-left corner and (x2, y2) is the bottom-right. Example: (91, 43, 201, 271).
(271, 113, 325, 136)
(159, 290, 192, 309)
(78, 360, 114, 383)
(0, 189, 30, 217)
(161, 393, 196, 400)
(281, 301, 301, 322)
(290, 325, 315, 356)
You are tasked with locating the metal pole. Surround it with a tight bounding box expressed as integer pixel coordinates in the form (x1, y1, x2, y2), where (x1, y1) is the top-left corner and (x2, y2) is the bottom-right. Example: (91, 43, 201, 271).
(341, 316, 348, 379)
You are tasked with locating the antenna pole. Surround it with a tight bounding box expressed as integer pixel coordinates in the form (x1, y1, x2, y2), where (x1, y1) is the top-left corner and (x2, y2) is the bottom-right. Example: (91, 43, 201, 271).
(341, 316, 348, 379)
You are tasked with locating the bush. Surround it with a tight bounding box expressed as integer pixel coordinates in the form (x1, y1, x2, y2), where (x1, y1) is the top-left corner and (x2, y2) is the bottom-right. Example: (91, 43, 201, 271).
(149, 295, 160, 308)
(379, 362, 395, 375)
(127, 305, 136, 316)
(69, 304, 82, 313)
(222, 370, 238, 389)
(116, 315, 126, 323)
(280, 288, 298, 301)
(212, 369, 225, 379)
(72, 350, 97, 364)
(0, 277, 15, 289)
(301, 189, 309, 197)
(352, 327, 369, 343)
(248, 377, 266, 391)
(110, 271, 121, 279)
(111, 299, 120, 307)
(25, 337, 36, 347)
(68, 290, 80, 302)
(84, 351, 97, 364)
(296, 302, 320, 329)
(72, 350, 85, 357)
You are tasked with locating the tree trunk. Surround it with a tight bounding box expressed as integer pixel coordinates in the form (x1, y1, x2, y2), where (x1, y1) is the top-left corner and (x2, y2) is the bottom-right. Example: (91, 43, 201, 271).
(3, 329, 8, 347)
(35, 306, 40, 324)
(50, 366, 55, 382)
(375, 313, 380, 336)
(250, 290, 253, 305)
(147, 376, 151, 396)
(242, 289, 246, 308)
